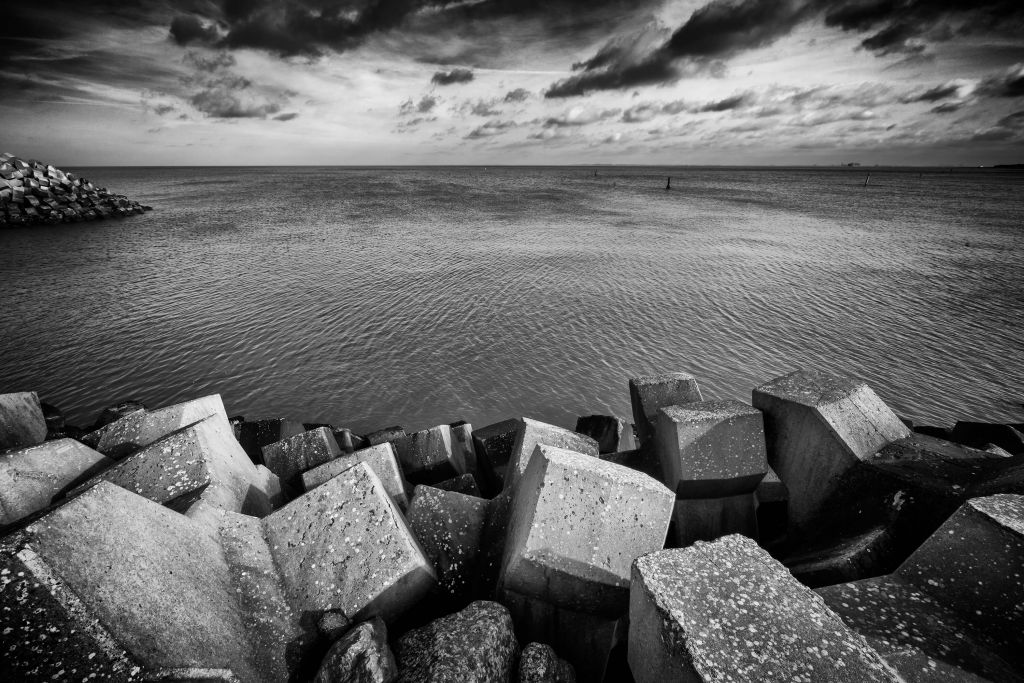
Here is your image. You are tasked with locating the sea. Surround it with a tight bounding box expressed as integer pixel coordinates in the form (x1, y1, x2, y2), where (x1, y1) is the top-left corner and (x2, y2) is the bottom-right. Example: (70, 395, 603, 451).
(1, 166, 1021, 433)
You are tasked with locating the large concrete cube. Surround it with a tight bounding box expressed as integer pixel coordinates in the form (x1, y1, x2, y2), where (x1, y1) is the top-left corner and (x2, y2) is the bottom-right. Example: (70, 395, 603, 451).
(449, 421, 478, 476)
(629, 536, 901, 683)
(262, 426, 341, 490)
(393, 425, 458, 484)
(237, 418, 306, 465)
(302, 441, 409, 508)
(95, 394, 230, 460)
(405, 485, 489, 599)
(575, 414, 632, 455)
(628, 373, 703, 447)
(0, 391, 47, 451)
(752, 370, 910, 534)
(472, 418, 520, 494)
(656, 399, 768, 497)
(500, 444, 673, 616)
(0, 439, 112, 526)
(504, 418, 599, 490)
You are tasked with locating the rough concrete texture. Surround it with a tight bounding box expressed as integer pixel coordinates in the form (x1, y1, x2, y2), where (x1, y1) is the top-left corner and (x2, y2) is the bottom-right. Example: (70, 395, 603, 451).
(302, 442, 409, 508)
(656, 400, 769, 497)
(950, 421, 1024, 455)
(95, 394, 230, 460)
(754, 466, 788, 546)
(818, 575, 1020, 682)
(92, 399, 147, 430)
(238, 418, 306, 465)
(599, 448, 662, 481)
(517, 642, 576, 683)
(365, 426, 406, 446)
(0, 391, 47, 451)
(0, 481, 293, 682)
(786, 527, 893, 588)
(671, 493, 758, 547)
(476, 488, 514, 599)
(264, 462, 436, 622)
(628, 536, 901, 683)
(405, 485, 489, 600)
(395, 600, 518, 683)
(0, 439, 111, 526)
(449, 422, 478, 476)
(895, 494, 1024, 655)
(392, 425, 457, 484)
(313, 617, 397, 683)
(472, 418, 520, 495)
(433, 472, 481, 496)
(504, 418, 599, 490)
(80, 408, 145, 449)
(76, 413, 277, 518)
(262, 426, 342, 490)
(574, 415, 631, 455)
(628, 373, 703, 447)
(752, 370, 910, 534)
(500, 444, 673, 616)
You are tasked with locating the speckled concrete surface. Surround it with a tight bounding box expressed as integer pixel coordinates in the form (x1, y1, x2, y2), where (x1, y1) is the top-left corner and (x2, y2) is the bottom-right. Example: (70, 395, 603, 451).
(262, 426, 342, 489)
(303, 442, 409, 508)
(628, 373, 703, 447)
(504, 418, 599, 489)
(0, 392, 47, 451)
(0, 439, 111, 526)
(406, 485, 488, 599)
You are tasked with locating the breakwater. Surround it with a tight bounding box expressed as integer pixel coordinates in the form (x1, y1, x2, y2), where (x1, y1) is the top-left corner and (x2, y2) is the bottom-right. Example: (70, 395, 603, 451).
(1, 369, 1022, 681)
(0, 153, 149, 226)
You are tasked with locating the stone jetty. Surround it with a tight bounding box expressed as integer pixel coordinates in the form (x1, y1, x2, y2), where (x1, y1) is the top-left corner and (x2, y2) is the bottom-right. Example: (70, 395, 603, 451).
(1, 370, 1022, 682)
(0, 152, 149, 227)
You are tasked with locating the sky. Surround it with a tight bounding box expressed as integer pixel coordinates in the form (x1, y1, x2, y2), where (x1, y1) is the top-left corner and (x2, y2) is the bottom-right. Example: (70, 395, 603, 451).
(1, 0, 1023, 165)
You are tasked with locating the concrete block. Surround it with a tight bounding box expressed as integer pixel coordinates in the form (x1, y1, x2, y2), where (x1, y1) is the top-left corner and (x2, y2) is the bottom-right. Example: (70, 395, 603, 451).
(80, 408, 145, 449)
(517, 642, 576, 683)
(434, 472, 481, 497)
(238, 418, 306, 465)
(575, 414, 632, 454)
(392, 425, 457, 484)
(76, 413, 275, 517)
(264, 462, 436, 622)
(950, 421, 1024, 455)
(628, 373, 702, 447)
(472, 418, 520, 495)
(95, 394, 230, 460)
(500, 444, 673, 616)
(91, 399, 146, 430)
(599, 448, 662, 480)
(406, 485, 489, 600)
(0, 439, 112, 527)
(302, 442, 408, 509)
(504, 418, 599, 490)
(752, 370, 910, 534)
(755, 466, 788, 547)
(313, 617, 396, 683)
(476, 488, 514, 599)
(449, 421, 478, 476)
(262, 426, 341, 490)
(656, 400, 769, 497)
(365, 426, 405, 446)
(628, 536, 901, 683)
(395, 601, 517, 683)
(786, 527, 892, 588)
(671, 493, 758, 547)
(0, 391, 47, 450)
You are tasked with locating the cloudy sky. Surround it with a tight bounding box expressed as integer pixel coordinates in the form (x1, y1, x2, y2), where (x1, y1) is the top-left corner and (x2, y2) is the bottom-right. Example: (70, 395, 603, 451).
(2, 0, 1023, 165)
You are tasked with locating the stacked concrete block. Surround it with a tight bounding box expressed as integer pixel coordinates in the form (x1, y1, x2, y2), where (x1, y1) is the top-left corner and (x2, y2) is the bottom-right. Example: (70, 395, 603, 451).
(262, 426, 342, 490)
(574, 414, 633, 454)
(237, 418, 306, 465)
(392, 424, 462, 485)
(365, 426, 406, 446)
(0, 391, 47, 451)
(472, 418, 520, 495)
(449, 421, 478, 477)
(504, 418, 599, 490)
(754, 466, 788, 547)
(629, 535, 902, 683)
(93, 394, 231, 460)
(628, 372, 702, 448)
(405, 485, 489, 601)
(80, 407, 145, 449)
(752, 370, 911, 536)
(302, 441, 409, 508)
(817, 494, 1024, 681)
(0, 439, 112, 527)
(434, 472, 481, 496)
(656, 400, 769, 546)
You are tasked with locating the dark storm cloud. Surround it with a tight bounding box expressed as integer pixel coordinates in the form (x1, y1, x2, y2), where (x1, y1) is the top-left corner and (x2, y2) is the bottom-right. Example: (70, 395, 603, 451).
(182, 50, 291, 118)
(903, 83, 961, 103)
(698, 93, 751, 112)
(930, 101, 963, 114)
(431, 68, 474, 85)
(170, 14, 221, 45)
(977, 63, 1024, 98)
(273, 112, 300, 120)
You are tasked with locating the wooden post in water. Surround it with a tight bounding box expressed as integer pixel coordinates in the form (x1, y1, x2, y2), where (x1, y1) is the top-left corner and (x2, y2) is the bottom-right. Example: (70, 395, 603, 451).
(863, 173, 871, 187)
(665, 176, 671, 190)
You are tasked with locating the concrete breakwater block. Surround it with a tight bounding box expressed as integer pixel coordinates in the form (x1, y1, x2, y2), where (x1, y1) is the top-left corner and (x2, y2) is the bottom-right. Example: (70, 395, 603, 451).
(0, 391, 47, 451)
(950, 421, 1024, 455)
(575, 414, 632, 455)
(504, 418, 599, 490)
(755, 466, 788, 547)
(79, 407, 144, 448)
(628, 372, 703, 448)
(238, 418, 306, 465)
(302, 441, 409, 508)
(656, 399, 769, 498)
(752, 370, 910, 535)
(434, 472, 481, 496)
(0, 439, 112, 527)
(472, 418, 520, 494)
(449, 421, 478, 477)
(393, 425, 459, 485)
(671, 493, 758, 547)
(92, 394, 230, 460)
(262, 426, 342, 490)
(75, 412, 278, 518)
(366, 425, 406, 446)
(628, 535, 902, 682)
(499, 444, 673, 616)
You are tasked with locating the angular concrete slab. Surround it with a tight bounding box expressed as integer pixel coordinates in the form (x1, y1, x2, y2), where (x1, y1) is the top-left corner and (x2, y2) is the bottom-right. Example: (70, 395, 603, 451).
(752, 370, 910, 534)
(755, 466, 788, 546)
(448, 421, 478, 477)
(0, 439, 112, 527)
(504, 418, 599, 490)
(392, 425, 457, 484)
(0, 391, 47, 451)
(599, 448, 662, 481)
(656, 399, 769, 497)
(628, 373, 703, 447)
(365, 426, 405, 446)
(80, 408, 145, 449)
(671, 493, 758, 547)
(301, 442, 408, 509)
(264, 462, 436, 622)
(238, 418, 306, 465)
(262, 427, 341, 490)
(95, 394, 230, 460)
(575, 414, 632, 455)
(472, 418, 520, 495)
(629, 536, 901, 683)
(500, 444, 673, 616)
(434, 472, 481, 497)
(406, 485, 489, 600)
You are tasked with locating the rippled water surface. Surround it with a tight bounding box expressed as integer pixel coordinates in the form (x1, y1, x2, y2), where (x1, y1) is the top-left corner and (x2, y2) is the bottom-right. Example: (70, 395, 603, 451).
(1, 166, 1021, 432)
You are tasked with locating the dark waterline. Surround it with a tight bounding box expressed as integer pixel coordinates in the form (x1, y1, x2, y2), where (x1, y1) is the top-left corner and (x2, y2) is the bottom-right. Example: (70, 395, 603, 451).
(1, 166, 1021, 433)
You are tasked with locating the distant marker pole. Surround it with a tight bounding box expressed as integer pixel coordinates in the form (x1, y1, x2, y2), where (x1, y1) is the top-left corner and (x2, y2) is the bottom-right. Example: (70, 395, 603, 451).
(864, 173, 870, 187)
(666, 176, 671, 190)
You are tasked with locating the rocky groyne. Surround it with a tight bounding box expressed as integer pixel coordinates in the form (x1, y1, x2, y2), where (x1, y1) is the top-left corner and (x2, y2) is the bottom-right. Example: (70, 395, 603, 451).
(0, 152, 149, 227)
(0, 370, 1022, 682)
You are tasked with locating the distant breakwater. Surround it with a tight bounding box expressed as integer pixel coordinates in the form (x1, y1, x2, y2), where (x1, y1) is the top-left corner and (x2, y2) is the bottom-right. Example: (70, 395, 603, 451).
(0, 152, 149, 226)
